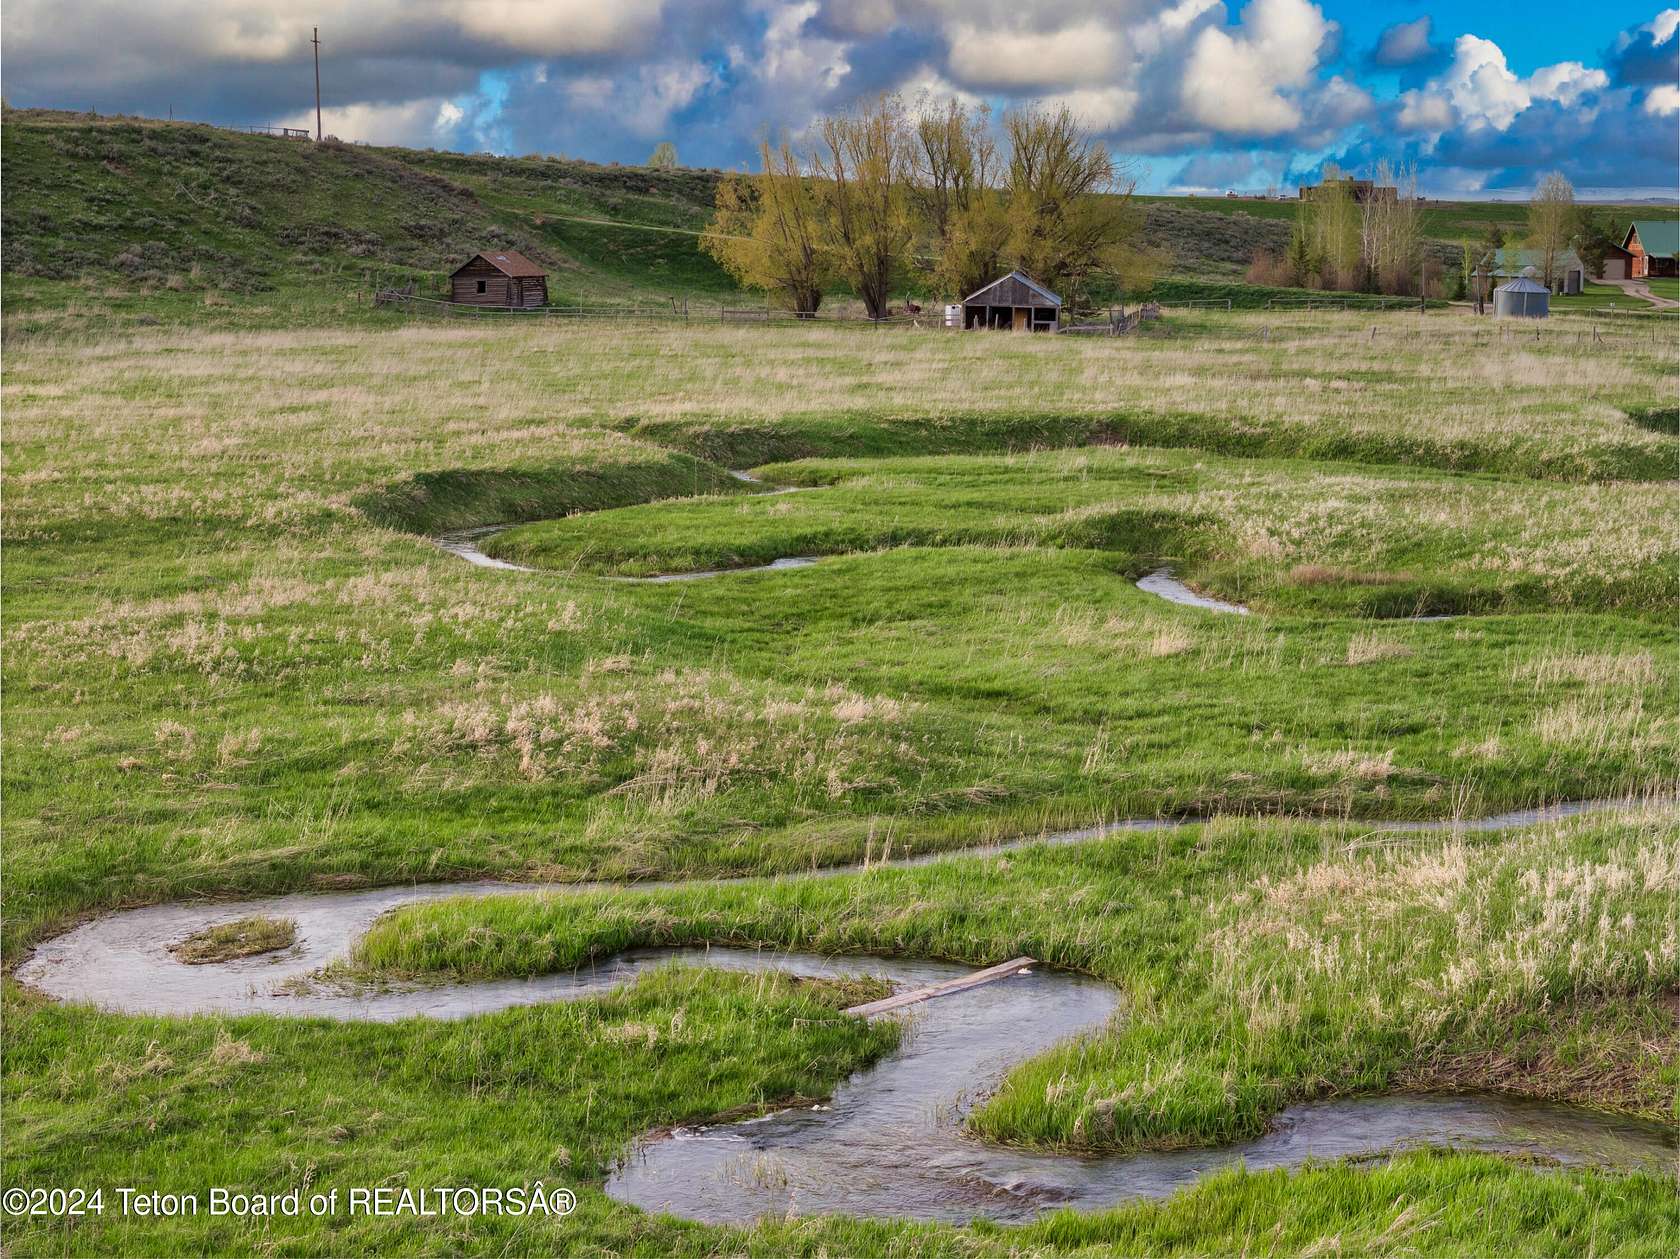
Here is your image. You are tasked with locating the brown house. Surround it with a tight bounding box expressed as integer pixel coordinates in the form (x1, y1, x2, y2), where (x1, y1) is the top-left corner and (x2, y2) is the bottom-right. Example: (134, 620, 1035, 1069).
(1621, 221, 1679, 279)
(450, 250, 548, 307)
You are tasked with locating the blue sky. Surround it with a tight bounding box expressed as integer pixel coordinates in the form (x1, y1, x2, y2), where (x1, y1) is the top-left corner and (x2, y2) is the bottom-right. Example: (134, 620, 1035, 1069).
(5, 1, 1677, 198)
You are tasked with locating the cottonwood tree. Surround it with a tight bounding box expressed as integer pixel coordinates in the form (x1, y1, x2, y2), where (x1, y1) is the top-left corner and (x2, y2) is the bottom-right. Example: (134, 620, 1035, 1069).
(1528, 171, 1575, 288)
(1001, 104, 1139, 309)
(702, 139, 830, 316)
(647, 141, 679, 169)
(1358, 161, 1422, 294)
(1301, 165, 1361, 289)
(811, 95, 914, 319)
(910, 98, 1007, 298)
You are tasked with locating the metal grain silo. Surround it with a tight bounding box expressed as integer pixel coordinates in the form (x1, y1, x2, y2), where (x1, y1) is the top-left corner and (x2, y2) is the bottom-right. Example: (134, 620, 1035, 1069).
(1493, 275, 1549, 319)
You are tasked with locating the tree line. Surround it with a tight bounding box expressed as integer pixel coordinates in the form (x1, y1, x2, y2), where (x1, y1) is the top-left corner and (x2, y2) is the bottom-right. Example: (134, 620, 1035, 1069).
(702, 96, 1160, 319)
(1252, 164, 1627, 302)
(1249, 162, 1432, 296)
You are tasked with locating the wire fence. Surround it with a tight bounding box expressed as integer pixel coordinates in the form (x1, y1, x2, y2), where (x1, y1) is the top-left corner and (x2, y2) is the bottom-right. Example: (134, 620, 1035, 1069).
(370, 290, 1665, 350)
(1264, 295, 1423, 311)
(371, 290, 954, 329)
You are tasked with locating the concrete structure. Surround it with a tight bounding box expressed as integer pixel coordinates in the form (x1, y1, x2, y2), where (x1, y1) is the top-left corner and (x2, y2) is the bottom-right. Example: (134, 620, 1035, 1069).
(1298, 177, 1396, 204)
(960, 271, 1061, 331)
(1621, 221, 1679, 279)
(1493, 274, 1550, 319)
(449, 250, 548, 307)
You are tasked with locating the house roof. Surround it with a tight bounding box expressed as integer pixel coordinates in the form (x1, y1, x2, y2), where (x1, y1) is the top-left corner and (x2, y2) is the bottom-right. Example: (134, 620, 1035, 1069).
(1481, 247, 1581, 275)
(1623, 220, 1680, 259)
(962, 270, 1062, 307)
(454, 249, 547, 278)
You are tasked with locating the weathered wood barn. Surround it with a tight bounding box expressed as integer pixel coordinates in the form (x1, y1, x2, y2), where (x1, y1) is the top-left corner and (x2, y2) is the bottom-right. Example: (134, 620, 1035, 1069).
(962, 271, 1061, 331)
(450, 250, 548, 307)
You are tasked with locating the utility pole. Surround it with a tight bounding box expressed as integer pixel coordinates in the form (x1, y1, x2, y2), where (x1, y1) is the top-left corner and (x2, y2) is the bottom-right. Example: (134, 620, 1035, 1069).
(312, 26, 322, 141)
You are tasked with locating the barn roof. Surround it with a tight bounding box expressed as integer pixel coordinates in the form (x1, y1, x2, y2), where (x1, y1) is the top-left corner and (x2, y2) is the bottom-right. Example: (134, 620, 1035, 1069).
(454, 249, 547, 278)
(962, 270, 1062, 307)
(1480, 247, 1582, 276)
(1624, 220, 1679, 260)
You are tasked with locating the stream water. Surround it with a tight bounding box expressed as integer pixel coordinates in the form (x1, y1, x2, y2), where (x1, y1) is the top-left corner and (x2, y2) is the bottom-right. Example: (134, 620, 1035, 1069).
(18, 797, 1672, 1224)
(41, 477, 1667, 1225)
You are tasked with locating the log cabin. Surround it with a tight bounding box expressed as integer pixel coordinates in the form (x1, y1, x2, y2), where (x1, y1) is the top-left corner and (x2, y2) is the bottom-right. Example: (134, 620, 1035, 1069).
(449, 250, 549, 307)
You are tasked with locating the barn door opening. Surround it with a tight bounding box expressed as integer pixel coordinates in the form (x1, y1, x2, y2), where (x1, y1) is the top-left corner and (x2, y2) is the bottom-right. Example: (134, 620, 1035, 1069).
(1012, 307, 1028, 332)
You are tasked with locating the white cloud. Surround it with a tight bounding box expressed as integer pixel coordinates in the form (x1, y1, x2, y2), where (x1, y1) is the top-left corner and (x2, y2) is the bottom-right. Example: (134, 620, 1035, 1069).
(1396, 89, 1455, 133)
(1181, 0, 1333, 135)
(1039, 85, 1142, 131)
(946, 21, 1123, 89)
(758, 1, 850, 92)
(1644, 84, 1680, 115)
(434, 0, 665, 57)
(1528, 60, 1608, 106)
(1439, 35, 1530, 129)
(1434, 36, 1610, 132)
(1650, 8, 1680, 45)
(276, 98, 452, 147)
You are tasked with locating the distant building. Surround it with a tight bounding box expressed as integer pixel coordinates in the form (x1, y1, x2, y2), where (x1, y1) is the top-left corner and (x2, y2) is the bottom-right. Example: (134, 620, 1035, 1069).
(960, 271, 1061, 332)
(1620, 220, 1678, 279)
(449, 250, 548, 307)
(1298, 177, 1397, 204)
(1476, 247, 1584, 295)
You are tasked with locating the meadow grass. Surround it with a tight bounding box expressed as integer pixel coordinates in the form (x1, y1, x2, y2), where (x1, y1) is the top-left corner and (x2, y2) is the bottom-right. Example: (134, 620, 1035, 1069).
(489, 447, 1678, 615)
(167, 914, 297, 964)
(3, 314, 1676, 1255)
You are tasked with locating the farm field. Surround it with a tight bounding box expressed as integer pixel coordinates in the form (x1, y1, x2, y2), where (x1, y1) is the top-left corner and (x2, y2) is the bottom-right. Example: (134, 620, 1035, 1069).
(3, 309, 1678, 1256)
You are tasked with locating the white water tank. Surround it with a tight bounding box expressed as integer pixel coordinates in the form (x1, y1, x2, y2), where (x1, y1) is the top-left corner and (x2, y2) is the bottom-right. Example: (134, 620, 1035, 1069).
(944, 303, 962, 327)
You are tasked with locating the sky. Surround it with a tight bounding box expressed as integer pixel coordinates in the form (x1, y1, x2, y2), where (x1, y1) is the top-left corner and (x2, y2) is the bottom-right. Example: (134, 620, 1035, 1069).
(4, 1, 1677, 199)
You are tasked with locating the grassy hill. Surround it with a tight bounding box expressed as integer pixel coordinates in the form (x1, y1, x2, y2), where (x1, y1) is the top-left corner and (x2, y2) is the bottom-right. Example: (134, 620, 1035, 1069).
(2, 108, 1668, 330)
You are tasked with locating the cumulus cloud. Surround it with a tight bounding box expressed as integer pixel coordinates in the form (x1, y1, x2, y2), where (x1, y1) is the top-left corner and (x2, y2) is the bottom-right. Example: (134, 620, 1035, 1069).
(1433, 35, 1609, 131)
(1644, 84, 1680, 115)
(946, 21, 1123, 89)
(1606, 8, 1680, 84)
(1395, 89, 1455, 133)
(1370, 16, 1435, 68)
(0, 0, 1672, 195)
(1181, 0, 1334, 135)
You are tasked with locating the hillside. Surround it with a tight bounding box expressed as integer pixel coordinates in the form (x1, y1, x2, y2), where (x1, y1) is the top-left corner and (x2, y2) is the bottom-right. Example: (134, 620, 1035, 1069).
(0, 109, 735, 317)
(3, 109, 1667, 327)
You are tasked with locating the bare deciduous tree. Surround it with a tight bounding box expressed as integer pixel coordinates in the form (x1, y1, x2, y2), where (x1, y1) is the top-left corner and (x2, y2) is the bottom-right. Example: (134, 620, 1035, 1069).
(646, 141, 679, 170)
(1528, 171, 1574, 289)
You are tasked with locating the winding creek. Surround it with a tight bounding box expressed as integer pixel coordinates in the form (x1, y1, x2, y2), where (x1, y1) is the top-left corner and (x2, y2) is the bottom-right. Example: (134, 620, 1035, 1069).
(20, 474, 1674, 1227)
(18, 797, 1675, 1223)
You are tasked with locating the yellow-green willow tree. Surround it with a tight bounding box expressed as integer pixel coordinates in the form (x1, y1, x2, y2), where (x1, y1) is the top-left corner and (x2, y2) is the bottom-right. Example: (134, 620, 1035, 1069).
(702, 139, 830, 316)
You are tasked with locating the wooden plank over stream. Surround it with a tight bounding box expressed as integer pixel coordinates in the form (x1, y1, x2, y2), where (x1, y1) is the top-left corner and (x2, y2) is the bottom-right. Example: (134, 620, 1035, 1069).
(844, 957, 1037, 1017)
